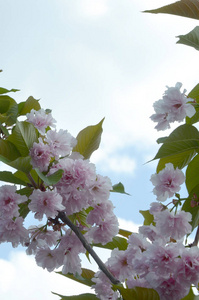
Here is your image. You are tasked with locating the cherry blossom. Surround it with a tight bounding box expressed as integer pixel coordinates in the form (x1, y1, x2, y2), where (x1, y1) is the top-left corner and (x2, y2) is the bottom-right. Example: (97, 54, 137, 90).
(29, 189, 65, 220)
(26, 108, 56, 134)
(30, 137, 52, 172)
(150, 163, 185, 202)
(150, 82, 195, 131)
(45, 129, 77, 159)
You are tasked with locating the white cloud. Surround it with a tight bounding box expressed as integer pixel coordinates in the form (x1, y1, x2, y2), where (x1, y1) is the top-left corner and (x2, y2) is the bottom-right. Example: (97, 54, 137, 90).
(78, 0, 108, 17)
(0, 218, 140, 299)
(0, 252, 93, 299)
(118, 217, 140, 233)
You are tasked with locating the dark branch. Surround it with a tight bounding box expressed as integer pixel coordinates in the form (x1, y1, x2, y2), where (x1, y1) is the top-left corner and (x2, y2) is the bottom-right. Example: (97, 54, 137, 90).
(58, 211, 120, 285)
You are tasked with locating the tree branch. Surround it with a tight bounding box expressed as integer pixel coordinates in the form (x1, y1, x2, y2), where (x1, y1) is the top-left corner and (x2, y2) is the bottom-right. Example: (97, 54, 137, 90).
(58, 211, 120, 285)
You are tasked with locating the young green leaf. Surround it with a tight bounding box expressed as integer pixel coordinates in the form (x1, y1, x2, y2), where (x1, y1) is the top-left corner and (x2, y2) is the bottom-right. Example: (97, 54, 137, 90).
(182, 196, 199, 230)
(93, 236, 128, 251)
(0, 140, 21, 164)
(52, 292, 98, 300)
(18, 200, 31, 219)
(118, 286, 160, 300)
(186, 154, 199, 194)
(177, 26, 199, 51)
(0, 87, 19, 94)
(56, 268, 95, 287)
(0, 171, 27, 185)
(186, 83, 199, 124)
(140, 210, 154, 225)
(8, 156, 32, 173)
(73, 118, 104, 159)
(182, 287, 199, 299)
(35, 168, 63, 185)
(118, 228, 132, 238)
(111, 182, 130, 195)
(0, 95, 18, 125)
(143, 0, 199, 21)
(7, 121, 38, 156)
(151, 124, 199, 171)
(18, 96, 40, 115)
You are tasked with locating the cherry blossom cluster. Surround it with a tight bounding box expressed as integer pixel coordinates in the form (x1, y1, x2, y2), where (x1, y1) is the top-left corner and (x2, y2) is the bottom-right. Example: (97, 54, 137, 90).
(150, 82, 196, 131)
(92, 203, 198, 300)
(0, 108, 119, 275)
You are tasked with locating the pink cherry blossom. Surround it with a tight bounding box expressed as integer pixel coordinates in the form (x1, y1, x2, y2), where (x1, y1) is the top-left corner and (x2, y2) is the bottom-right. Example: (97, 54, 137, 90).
(87, 215, 119, 245)
(176, 246, 199, 286)
(26, 108, 56, 135)
(92, 271, 119, 300)
(35, 246, 62, 272)
(89, 175, 112, 204)
(0, 185, 27, 219)
(29, 189, 65, 220)
(0, 217, 29, 247)
(45, 129, 77, 159)
(163, 82, 195, 122)
(150, 83, 196, 131)
(150, 99, 171, 131)
(30, 137, 52, 172)
(107, 248, 134, 281)
(150, 163, 185, 202)
(86, 201, 115, 225)
(154, 209, 192, 240)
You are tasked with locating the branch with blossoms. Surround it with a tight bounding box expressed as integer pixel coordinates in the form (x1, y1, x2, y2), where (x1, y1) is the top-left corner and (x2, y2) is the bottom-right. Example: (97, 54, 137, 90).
(1, 78, 199, 300)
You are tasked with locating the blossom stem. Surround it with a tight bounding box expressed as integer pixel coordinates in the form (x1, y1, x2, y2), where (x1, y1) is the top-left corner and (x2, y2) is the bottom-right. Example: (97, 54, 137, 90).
(191, 225, 199, 247)
(58, 211, 120, 285)
(26, 173, 37, 189)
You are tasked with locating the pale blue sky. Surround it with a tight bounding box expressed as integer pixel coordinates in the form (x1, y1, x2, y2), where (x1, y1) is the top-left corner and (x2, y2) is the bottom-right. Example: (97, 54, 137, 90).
(0, 0, 199, 298)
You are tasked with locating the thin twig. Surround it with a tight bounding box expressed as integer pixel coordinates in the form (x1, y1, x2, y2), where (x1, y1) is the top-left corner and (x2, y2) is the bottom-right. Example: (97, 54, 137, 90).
(58, 211, 120, 285)
(27, 173, 37, 189)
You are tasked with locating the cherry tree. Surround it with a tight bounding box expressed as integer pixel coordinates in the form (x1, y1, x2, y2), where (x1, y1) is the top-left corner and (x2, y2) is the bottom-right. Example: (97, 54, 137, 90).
(1, 1, 199, 299)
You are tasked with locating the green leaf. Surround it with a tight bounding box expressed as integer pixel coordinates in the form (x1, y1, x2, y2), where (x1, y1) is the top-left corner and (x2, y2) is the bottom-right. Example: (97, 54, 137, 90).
(182, 196, 199, 230)
(14, 170, 31, 184)
(7, 121, 38, 156)
(73, 118, 104, 159)
(156, 136, 168, 144)
(182, 287, 199, 299)
(140, 210, 154, 225)
(8, 156, 32, 173)
(143, 0, 199, 21)
(186, 83, 199, 124)
(188, 83, 199, 102)
(0, 123, 9, 137)
(177, 26, 199, 51)
(0, 171, 27, 185)
(0, 140, 21, 164)
(0, 98, 10, 113)
(93, 236, 128, 251)
(52, 292, 98, 300)
(186, 154, 199, 193)
(35, 168, 63, 185)
(18, 96, 40, 115)
(18, 200, 31, 219)
(152, 124, 199, 171)
(56, 268, 95, 288)
(111, 182, 130, 195)
(118, 228, 132, 238)
(0, 95, 18, 125)
(0, 87, 19, 94)
(157, 150, 196, 172)
(118, 286, 160, 300)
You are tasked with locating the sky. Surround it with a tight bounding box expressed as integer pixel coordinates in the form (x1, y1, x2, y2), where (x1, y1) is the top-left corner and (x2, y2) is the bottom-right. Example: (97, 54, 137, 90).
(1, 0, 199, 298)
